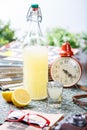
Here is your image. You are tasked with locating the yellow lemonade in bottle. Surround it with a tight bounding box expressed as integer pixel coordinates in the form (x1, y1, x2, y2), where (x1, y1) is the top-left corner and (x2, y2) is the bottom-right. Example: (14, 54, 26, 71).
(23, 46, 48, 100)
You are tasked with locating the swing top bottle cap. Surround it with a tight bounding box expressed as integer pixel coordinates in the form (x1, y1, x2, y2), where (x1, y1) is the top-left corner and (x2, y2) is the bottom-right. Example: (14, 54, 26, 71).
(31, 4, 39, 8)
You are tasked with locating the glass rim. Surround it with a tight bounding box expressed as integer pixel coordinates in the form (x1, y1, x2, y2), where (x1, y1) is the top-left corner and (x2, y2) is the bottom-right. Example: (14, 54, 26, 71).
(47, 81, 63, 87)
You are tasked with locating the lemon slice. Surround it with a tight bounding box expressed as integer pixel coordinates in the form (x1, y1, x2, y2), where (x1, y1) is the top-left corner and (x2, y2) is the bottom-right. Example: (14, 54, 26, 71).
(1, 91, 13, 102)
(12, 88, 31, 107)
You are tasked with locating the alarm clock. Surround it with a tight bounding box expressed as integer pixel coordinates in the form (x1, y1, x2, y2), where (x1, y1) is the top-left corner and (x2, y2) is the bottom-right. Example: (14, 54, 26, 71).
(50, 42, 82, 87)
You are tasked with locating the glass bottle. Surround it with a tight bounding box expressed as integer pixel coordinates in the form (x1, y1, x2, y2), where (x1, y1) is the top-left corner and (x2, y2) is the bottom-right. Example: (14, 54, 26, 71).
(23, 4, 48, 100)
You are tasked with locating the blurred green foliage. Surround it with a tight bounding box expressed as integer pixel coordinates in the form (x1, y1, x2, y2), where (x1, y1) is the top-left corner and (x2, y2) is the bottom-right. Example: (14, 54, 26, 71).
(46, 27, 87, 50)
(0, 20, 87, 50)
(0, 20, 17, 47)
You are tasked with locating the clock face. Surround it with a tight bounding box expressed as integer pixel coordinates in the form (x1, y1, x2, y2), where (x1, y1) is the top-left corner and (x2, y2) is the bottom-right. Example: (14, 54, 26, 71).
(50, 57, 82, 87)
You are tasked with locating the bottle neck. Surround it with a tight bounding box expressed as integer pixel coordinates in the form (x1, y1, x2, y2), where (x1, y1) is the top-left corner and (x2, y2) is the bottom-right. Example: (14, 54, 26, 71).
(29, 18, 42, 37)
(27, 7, 42, 37)
(23, 6, 45, 47)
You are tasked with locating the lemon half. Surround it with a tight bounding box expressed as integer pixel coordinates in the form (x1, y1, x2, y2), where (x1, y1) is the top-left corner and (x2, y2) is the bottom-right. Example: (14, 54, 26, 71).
(1, 91, 13, 102)
(12, 88, 31, 107)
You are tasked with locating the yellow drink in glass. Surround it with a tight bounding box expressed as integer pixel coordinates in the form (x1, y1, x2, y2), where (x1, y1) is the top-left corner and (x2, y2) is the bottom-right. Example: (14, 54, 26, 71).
(23, 46, 48, 100)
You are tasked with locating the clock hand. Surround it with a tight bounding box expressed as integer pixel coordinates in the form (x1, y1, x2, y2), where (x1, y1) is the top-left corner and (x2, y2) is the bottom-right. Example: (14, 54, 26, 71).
(63, 69, 73, 78)
(63, 69, 68, 74)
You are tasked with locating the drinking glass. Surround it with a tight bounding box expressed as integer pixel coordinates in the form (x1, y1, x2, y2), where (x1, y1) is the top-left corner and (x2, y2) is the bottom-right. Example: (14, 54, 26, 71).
(47, 81, 63, 108)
